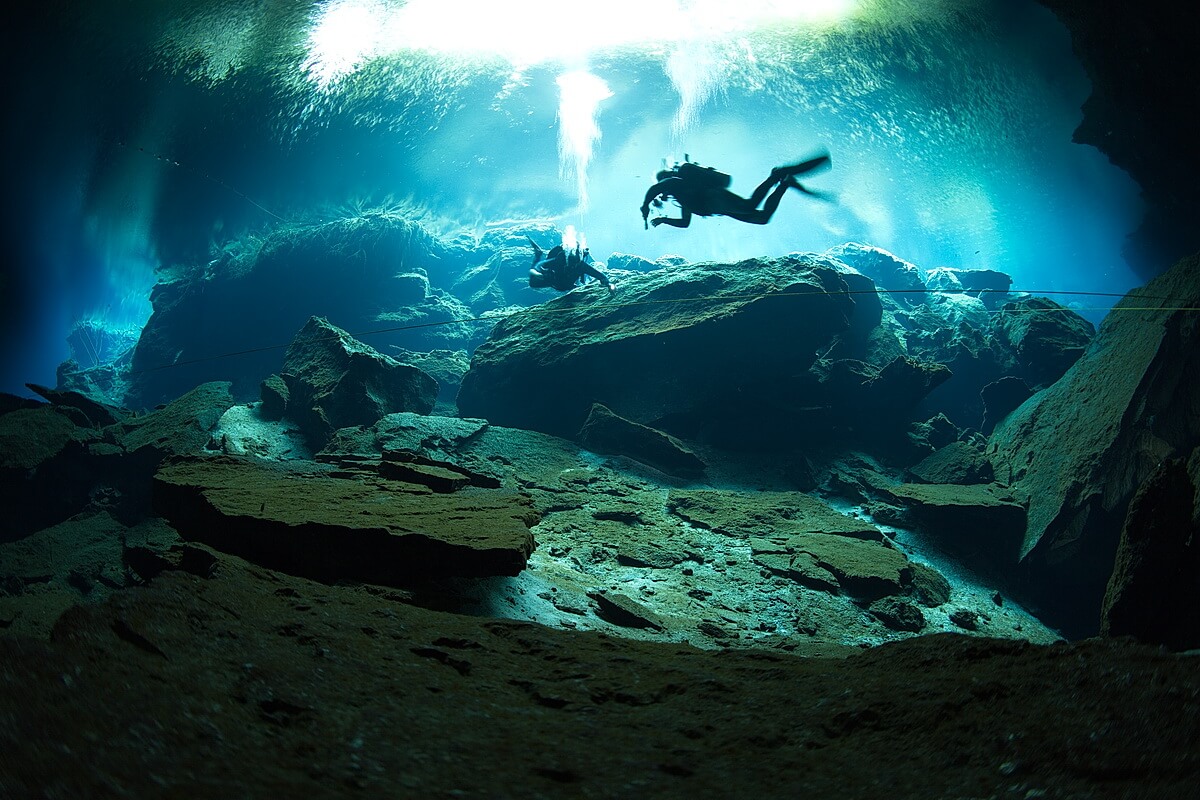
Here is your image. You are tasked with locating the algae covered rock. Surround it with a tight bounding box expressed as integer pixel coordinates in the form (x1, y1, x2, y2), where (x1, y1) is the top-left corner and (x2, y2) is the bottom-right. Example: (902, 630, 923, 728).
(883, 482, 1026, 568)
(988, 253, 1200, 635)
(992, 297, 1095, 388)
(1100, 452, 1200, 650)
(153, 455, 537, 584)
(751, 532, 914, 601)
(280, 316, 437, 446)
(578, 402, 705, 478)
(0, 404, 101, 539)
(909, 441, 994, 485)
(457, 255, 858, 439)
(112, 381, 235, 457)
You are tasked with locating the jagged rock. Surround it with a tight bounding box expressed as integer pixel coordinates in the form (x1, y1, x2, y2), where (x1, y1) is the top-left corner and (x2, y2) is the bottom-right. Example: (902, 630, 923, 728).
(901, 298, 1011, 429)
(386, 348, 470, 403)
(280, 316, 437, 447)
(751, 549, 840, 592)
(925, 293, 991, 331)
(377, 449, 498, 491)
(909, 441, 994, 485)
(910, 562, 953, 607)
(868, 597, 926, 632)
(111, 382, 235, 457)
(325, 412, 489, 458)
(55, 358, 131, 409)
(1100, 453, 1200, 650)
(907, 413, 961, 456)
(0, 405, 101, 540)
(25, 383, 128, 428)
(871, 356, 953, 416)
(320, 413, 531, 487)
(457, 255, 859, 440)
(589, 591, 665, 631)
(259, 374, 288, 421)
(578, 403, 705, 478)
(605, 253, 659, 272)
(987, 253, 1200, 636)
(805, 355, 952, 448)
(0, 393, 43, 415)
(0, 513, 178, 638)
(980, 376, 1033, 434)
(932, 268, 1014, 309)
(126, 214, 475, 407)
(949, 609, 981, 630)
(992, 297, 1095, 388)
(924, 267, 964, 293)
(153, 456, 537, 584)
(883, 483, 1026, 568)
(0, 404, 95, 472)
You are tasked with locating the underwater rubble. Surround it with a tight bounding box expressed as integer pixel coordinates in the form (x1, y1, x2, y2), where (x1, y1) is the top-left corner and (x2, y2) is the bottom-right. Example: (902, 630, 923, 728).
(3, 230, 1200, 796)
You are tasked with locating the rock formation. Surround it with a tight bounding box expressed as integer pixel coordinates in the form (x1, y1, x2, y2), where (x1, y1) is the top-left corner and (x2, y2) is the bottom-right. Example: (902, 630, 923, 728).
(1100, 452, 1200, 649)
(989, 253, 1200, 635)
(272, 316, 438, 448)
(154, 455, 537, 583)
(577, 402, 706, 478)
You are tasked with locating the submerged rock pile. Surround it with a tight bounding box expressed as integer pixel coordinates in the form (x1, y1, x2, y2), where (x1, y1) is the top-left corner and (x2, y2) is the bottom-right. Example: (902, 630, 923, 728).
(6, 219, 1200, 795)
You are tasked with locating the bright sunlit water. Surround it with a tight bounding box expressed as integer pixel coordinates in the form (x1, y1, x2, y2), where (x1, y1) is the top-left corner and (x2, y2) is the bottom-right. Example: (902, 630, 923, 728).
(1, 0, 1147, 395)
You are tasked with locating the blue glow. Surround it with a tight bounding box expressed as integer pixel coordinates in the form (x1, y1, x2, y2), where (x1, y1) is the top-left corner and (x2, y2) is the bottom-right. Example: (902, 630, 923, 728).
(1, 0, 1152, 394)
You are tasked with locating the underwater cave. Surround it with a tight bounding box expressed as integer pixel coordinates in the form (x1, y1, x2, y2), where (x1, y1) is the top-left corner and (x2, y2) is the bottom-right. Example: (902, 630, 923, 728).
(2, 0, 1199, 796)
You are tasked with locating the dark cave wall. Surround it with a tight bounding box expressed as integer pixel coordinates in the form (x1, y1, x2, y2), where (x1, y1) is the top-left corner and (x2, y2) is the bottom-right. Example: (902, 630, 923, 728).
(1036, 0, 1200, 280)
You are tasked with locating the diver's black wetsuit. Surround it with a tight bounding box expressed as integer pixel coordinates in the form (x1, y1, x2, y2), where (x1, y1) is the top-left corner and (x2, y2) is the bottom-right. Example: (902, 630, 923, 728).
(529, 239, 612, 291)
(640, 153, 830, 229)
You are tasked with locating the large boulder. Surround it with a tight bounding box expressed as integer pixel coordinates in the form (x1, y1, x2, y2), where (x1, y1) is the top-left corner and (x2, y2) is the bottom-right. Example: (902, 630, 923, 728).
(111, 382, 236, 458)
(988, 253, 1200, 636)
(1100, 451, 1200, 650)
(883, 483, 1027, 570)
(0, 382, 236, 541)
(457, 255, 864, 441)
(0, 404, 100, 540)
(278, 317, 438, 447)
(992, 297, 1095, 389)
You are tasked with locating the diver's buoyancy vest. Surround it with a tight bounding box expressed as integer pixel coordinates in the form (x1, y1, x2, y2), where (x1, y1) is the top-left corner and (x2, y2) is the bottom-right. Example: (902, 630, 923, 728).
(676, 161, 731, 190)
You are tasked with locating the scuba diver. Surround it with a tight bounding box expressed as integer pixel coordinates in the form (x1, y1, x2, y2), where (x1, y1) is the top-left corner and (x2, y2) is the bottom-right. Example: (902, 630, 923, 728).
(528, 237, 614, 292)
(640, 151, 831, 229)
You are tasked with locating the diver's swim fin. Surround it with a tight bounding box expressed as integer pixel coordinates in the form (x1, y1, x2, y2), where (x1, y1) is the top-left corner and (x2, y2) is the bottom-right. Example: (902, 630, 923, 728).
(527, 236, 543, 261)
(786, 179, 837, 203)
(775, 152, 832, 179)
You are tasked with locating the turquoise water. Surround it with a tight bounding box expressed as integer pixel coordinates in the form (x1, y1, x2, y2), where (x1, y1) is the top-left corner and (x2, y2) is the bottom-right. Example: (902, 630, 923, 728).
(1, 0, 1146, 395)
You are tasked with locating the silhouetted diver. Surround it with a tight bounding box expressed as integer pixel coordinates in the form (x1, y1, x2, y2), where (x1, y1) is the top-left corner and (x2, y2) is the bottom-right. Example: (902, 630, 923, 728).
(640, 152, 831, 229)
(528, 238, 614, 292)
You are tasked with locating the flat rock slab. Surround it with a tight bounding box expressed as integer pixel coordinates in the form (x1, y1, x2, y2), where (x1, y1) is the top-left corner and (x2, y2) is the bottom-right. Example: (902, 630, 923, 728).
(153, 456, 537, 584)
(667, 489, 882, 541)
(886, 483, 1026, 565)
(578, 402, 705, 478)
(751, 533, 913, 601)
(113, 382, 235, 456)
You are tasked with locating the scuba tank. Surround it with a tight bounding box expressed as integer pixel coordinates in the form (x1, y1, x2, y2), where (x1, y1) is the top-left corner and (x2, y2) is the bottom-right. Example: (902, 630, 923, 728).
(673, 154, 731, 189)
